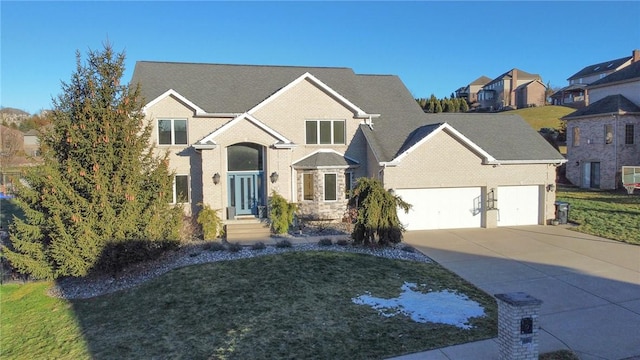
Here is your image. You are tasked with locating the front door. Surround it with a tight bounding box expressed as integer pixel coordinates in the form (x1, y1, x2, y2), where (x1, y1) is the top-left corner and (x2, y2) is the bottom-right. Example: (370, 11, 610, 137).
(228, 172, 262, 216)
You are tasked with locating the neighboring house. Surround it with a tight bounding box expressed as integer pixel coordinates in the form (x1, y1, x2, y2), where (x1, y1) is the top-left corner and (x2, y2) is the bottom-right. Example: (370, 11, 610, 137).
(131, 61, 565, 231)
(551, 50, 639, 108)
(455, 75, 491, 105)
(564, 59, 640, 189)
(23, 129, 40, 157)
(477, 69, 544, 111)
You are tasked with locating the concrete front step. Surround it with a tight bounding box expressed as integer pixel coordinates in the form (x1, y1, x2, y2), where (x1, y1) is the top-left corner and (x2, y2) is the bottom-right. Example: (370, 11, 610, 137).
(225, 219, 271, 243)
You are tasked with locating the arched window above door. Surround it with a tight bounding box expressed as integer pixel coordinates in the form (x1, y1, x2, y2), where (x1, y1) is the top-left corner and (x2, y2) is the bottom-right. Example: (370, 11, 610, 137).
(227, 143, 263, 171)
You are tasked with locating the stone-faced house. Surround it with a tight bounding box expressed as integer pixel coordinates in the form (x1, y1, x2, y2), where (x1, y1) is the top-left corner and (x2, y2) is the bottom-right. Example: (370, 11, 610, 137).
(564, 59, 640, 189)
(131, 62, 565, 231)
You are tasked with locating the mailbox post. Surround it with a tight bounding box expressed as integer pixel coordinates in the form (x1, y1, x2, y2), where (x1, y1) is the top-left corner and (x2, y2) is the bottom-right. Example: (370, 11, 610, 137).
(494, 292, 543, 360)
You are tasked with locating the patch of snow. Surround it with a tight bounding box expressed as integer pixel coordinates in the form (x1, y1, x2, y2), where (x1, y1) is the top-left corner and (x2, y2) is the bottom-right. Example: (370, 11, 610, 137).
(352, 282, 485, 329)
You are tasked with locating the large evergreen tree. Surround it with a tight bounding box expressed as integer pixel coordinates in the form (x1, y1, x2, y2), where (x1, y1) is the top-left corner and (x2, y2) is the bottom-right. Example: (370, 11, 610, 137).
(349, 178, 410, 246)
(3, 44, 183, 279)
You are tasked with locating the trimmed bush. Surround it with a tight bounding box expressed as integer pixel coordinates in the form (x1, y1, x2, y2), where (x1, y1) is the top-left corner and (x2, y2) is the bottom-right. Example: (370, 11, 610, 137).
(197, 203, 223, 240)
(251, 242, 266, 251)
(336, 238, 349, 246)
(318, 238, 333, 246)
(275, 239, 292, 248)
(94, 239, 179, 275)
(227, 242, 242, 253)
(269, 191, 297, 234)
(203, 242, 225, 252)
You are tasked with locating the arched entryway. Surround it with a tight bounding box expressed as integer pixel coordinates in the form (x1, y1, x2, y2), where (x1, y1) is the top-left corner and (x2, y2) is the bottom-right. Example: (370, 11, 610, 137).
(227, 143, 264, 216)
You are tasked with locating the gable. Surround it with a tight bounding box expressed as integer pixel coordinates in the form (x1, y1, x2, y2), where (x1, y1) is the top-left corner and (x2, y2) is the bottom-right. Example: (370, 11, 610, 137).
(195, 113, 293, 149)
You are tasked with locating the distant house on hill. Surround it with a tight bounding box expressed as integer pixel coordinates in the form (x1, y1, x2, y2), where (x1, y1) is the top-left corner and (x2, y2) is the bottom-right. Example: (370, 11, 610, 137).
(551, 50, 639, 109)
(477, 69, 545, 111)
(455, 76, 491, 105)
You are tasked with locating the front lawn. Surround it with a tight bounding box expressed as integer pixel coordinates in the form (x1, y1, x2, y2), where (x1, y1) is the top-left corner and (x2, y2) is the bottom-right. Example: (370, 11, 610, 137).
(557, 188, 640, 245)
(1, 251, 498, 359)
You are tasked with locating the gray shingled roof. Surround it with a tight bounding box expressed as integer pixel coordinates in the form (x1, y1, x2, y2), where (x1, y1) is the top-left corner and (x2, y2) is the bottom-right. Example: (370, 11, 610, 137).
(131, 62, 360, 113)
(131, 61, 564, 164)
(423, 114, 565, 162)
(564, 94, 640, 119)
(588, 60, 640, 88)
(292, 151, 359, 169)
(483, 69, 541, 88)
(567, 55, 631, 81)
(470, 76, 492, 86)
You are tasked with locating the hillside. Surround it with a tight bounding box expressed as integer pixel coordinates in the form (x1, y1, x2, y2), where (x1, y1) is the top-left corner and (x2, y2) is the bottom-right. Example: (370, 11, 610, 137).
(508, 105, 575, 131)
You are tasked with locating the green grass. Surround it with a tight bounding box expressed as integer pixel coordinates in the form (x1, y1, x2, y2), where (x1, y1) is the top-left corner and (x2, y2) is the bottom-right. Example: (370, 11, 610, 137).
(0, 282, 92, 359)
(509, 105, 574, 131)
(1, 251, 497, 359)
(557, 188, 640, 245)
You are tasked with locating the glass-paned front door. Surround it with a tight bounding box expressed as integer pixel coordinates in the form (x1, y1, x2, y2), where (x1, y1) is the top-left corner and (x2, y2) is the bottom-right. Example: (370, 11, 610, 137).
(228, 172, 262, 215)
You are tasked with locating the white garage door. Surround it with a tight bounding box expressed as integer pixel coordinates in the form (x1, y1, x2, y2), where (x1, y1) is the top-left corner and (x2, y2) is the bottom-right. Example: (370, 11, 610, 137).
(497, 186, 540, 226)
(396, 187, 482, 230)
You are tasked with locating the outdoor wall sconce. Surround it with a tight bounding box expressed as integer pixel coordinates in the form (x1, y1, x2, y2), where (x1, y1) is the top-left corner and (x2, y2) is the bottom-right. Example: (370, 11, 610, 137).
(270, 172, 279, 183)
(547, 184, 555, 192)
(212, 172, 221, 185)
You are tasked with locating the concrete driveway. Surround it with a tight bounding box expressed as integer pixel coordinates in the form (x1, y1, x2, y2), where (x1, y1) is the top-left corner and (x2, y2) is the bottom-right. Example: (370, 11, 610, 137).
(399, 226, 640, 360)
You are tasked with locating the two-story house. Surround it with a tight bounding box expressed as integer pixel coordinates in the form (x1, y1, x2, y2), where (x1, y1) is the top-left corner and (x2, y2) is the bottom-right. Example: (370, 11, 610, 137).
(551, 50, 639, 109)
(131, 61, 565, 232)
(564, 55, 640, 189)
(477, 69, 545, 111)
(454, 76, 491, 106)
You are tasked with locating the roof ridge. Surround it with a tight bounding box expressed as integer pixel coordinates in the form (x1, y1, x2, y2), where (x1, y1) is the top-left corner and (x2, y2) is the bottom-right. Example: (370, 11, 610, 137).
(134, 60, 354, 71)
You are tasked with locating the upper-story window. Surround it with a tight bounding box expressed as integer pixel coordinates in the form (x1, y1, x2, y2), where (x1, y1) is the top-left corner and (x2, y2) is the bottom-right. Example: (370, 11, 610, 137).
(605, 124, 613, 144)
(572, 127, 580, 147)
(625, 124, 635, 145)
(305, 120, 345, 145)
(158, 119, 187, 145)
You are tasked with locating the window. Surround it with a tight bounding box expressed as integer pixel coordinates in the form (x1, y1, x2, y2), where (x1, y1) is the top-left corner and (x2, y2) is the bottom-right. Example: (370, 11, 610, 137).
(345, 172, 353, 199)
(625, 124, 635, 145)
(305, 120, 346, 144)
(572, 127, 580, 146)
(158, 119, 187, 145)
(324, 173, 337, 201)
(303, 173, 314, 201)
(173, 175, 189, 203)
(605, 124, 613, 144)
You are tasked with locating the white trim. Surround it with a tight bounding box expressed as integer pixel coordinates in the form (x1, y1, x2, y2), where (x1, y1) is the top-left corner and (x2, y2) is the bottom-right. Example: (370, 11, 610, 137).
(392, 123, 496, 164)
(486, 159, 567, 165)
(248, 72, 370, 117)
(196, 113, 293, 146)
(144, 89, 207, 116)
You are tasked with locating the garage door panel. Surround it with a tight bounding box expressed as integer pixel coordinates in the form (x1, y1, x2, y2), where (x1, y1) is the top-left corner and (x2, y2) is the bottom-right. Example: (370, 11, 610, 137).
(397, 187, 482, 230)
(497, 186, 540, 226)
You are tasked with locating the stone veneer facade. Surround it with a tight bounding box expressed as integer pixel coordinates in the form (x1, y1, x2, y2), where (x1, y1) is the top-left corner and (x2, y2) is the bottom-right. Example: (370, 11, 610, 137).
(296, 168, 350, 221)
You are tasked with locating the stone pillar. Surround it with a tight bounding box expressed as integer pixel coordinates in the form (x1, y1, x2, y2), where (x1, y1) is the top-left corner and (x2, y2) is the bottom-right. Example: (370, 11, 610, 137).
(494, 292, 543, 360)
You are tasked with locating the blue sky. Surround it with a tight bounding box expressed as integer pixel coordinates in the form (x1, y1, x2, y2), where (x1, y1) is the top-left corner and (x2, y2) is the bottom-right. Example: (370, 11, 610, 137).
(2, 1, 639, 115)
